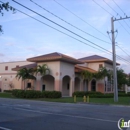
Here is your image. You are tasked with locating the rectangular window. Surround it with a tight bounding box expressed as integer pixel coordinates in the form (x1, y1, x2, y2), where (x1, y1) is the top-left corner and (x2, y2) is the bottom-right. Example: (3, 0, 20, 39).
(27, 83, 31, 88)
(5, 66, 8, 70)
(99, 64, 103, 68)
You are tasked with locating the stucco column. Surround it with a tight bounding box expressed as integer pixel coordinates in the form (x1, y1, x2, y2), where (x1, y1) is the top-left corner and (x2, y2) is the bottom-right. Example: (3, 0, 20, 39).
(55, 79, 62, 92)
(88, 81, 91, 91)
(69, 78, 74, 97)
(80, 79, 83, 91)
(0, 81, 2, 91)
(36, 76, 41, 91)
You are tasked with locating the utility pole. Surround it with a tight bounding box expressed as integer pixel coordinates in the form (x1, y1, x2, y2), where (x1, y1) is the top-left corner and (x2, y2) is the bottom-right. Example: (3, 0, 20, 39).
(111, 17, 118, 102)
(110, 16, 130, 102)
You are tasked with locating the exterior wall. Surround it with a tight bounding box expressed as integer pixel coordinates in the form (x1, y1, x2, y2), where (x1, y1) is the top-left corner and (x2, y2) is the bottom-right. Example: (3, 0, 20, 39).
(60, 61, 74, 79)
(87, 62, 104, 71)
(37, 61, 60, 79)
(77, 63, 87, 67)
(60, 61, 75, 96)
(0, 61, 32, 91)
(104, 63, 113, 70)
(97, 83, 104, 93)
(38, 61, 75, 96)
(42, 75, 54, 91)
(37, 61, 60, 91)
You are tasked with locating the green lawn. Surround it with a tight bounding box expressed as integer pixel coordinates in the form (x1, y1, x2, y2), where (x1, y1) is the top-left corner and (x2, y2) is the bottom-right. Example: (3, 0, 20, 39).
(0, 92, 14, 98)
(38, 97, 130, 105)
(0, 92, 129, 105)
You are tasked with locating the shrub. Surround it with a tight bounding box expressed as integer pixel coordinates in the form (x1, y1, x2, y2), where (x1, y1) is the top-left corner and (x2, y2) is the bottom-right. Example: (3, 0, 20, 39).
(12, 89, 62, 98)
(73, 91, 130, 98)
(72, 91, 103, 98)
(41, 91, 61, 98)
(4, 90, 12, 93)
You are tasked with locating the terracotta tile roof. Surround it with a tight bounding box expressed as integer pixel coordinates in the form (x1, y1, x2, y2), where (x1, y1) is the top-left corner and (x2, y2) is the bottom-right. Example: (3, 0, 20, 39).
(75, 65, 97, 73)
(27, 52, 83, 64)
(12, 63, 37, 71)
(78, 55, 120, 65)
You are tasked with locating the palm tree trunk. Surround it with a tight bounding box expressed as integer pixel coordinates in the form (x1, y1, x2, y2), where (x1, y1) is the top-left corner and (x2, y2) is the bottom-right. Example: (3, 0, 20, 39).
(85, 80, 87, 91)
(24, 79, 27, 90)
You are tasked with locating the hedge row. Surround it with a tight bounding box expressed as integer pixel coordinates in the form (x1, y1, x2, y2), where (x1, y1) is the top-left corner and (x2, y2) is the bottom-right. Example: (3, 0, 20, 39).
(4, 90, 12, 93)
(12, 89, 62, 98)
(72, 91, 130, 98)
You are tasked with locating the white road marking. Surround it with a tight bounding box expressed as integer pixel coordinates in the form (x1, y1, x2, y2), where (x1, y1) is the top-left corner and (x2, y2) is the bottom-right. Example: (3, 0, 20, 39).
(15, 107, 117, 123)
(1, 104, 30, 107)
(0, 126, 12, 130)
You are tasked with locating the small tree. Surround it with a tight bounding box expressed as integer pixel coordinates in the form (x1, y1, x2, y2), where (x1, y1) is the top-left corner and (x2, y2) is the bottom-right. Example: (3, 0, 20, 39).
(81, 70, 93, 91)
(36, 64, 50, 79)
(95, 67, 111, 80)
(36, 64, 50, 90)
(16, 68, 36, 90)
(94, 67, 113, 92)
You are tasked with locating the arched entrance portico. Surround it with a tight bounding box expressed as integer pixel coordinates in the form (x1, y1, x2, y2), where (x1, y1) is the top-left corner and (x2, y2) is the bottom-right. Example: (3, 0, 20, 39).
(74, 77, 80, 91)
(41, 75, 54, 91)
(83, 79, 88, 91)
(62, 75, 70, 96)
(91, 79, 96, 91)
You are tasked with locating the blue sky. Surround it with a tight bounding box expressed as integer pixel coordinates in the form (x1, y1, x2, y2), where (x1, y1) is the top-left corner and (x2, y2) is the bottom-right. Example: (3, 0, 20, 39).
(0, 0, 130, 73)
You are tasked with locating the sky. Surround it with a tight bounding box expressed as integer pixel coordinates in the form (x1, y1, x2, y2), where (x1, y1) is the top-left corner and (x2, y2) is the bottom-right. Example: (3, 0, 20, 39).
(0, 0, 130, 73)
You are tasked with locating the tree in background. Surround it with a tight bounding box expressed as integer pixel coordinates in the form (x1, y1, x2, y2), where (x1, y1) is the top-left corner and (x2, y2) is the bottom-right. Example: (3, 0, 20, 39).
(0, 2, 16, 34)
(117, 68, 127, 89)
(126, 73, 130, 86)
(95, 67, 111, 80)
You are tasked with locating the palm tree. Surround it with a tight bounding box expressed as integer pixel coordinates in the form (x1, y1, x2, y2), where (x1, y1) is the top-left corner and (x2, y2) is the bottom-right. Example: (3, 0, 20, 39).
(36, 64, 50, 79)
(16, 68, 36, 90)
(36, 64, 50, 91)
(81, 70, 93, 91)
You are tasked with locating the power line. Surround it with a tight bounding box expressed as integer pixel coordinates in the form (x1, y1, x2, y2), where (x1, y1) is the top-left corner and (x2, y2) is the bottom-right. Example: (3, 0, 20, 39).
(92, 0, 113, 16)
(103, 0, 130, 32)
(93, 0, 130, 60)
(116, 44, 130, 58)
(13, 0, 114, 54)
(103, 0, 130, 60)
(112, 0, 126, 15)
(1, 1, 130, 65)
(30, 0, 111, 45)
(93, 0, 130, 36)
(117, 21, 130, 35)
(103, 0, 118, 15)
(112, 0, 130, 24)
(53, 0, 108, 38)
(12, 0, 130, 65)
(0, 2, 105, 52)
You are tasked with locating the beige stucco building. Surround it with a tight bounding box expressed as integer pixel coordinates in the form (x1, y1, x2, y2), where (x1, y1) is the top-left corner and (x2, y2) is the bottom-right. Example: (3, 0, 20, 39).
(0, 52, 119, 96)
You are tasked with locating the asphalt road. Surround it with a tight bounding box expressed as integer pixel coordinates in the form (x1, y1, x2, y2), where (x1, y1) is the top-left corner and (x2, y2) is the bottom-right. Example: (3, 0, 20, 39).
(0, 98, 130, 130)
